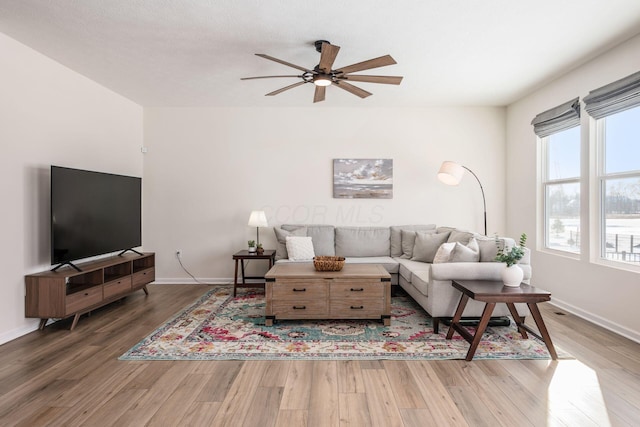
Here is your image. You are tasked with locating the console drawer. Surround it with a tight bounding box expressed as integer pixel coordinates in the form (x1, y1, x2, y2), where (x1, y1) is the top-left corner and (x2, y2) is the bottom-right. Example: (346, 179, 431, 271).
(66, 287, 102, 315)
(132, 268, 154, 289)
(104, 277, 132, 299)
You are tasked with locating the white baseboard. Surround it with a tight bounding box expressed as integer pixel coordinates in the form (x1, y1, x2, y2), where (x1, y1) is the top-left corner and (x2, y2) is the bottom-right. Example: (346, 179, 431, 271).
(152, 278, 234, 285)
(0, 321, 41, 346)
(550, 297, 640, 344)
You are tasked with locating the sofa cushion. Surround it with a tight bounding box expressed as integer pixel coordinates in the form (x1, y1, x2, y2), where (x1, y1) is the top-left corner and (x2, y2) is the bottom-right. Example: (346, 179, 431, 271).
(396, 258, 432, 283)
(282, 224, 335, 257)
(285, 236, 315, 261)
(390, 224, 436, 257)
(335, 227, 390, 257)
(449, 237, 480, 262)
(411, 270, 430, 297)
(344, 256, 399, 274)
(274, 227, 307, 260)
(411, 231, 450, 263)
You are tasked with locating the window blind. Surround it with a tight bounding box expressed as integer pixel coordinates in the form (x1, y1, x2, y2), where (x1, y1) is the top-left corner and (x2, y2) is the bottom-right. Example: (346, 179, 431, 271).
(584, 70, 640, 119)
(531, 97, 580, 137)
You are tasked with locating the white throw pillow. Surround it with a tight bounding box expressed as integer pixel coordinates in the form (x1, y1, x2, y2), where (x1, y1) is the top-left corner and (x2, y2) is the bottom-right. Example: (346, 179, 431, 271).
(449, 237, 480, 262)
(433, 242, 456, 263)
(285, 236, 315, 261)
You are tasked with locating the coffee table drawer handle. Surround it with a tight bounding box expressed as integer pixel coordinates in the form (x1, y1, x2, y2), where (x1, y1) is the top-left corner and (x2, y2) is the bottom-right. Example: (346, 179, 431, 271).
(350, 288, 364, 292)
(350, 305, 364, 310)
(293, 305, 306, 310)
(292, 288, 306, 292)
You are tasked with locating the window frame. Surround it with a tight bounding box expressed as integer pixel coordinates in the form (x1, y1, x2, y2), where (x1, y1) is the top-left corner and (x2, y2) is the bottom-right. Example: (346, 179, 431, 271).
(591, 111, 640, 272)
(539, 127, 582, 257)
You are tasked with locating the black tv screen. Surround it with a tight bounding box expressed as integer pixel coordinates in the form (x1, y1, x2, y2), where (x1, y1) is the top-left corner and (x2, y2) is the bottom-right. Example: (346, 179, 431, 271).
(51, 166, 142, 265)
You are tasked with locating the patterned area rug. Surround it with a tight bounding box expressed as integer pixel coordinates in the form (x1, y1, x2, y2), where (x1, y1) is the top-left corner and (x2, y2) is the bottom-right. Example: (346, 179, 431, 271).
(120, 287, 566, 361)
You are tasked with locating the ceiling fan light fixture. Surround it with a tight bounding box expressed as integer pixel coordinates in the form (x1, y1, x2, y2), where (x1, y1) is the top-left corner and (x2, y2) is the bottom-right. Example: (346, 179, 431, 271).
(313, 74, 332, 86)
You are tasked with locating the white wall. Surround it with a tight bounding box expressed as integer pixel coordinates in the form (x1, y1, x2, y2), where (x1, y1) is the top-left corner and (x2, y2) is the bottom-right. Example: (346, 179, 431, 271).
(506, 34, 640, 341)
(143, 106, 506, 282)
(0, 33, 143, 344)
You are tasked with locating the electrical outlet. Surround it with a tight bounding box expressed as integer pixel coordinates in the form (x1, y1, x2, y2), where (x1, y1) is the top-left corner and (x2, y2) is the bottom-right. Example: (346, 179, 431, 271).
(176, 249, 182, 258)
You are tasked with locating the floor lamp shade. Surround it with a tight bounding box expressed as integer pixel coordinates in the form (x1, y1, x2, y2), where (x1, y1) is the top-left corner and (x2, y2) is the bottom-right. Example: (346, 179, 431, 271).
(437, 161, 487, 236)
(248, 210, 268, 245)
(437, 161, 465, 185)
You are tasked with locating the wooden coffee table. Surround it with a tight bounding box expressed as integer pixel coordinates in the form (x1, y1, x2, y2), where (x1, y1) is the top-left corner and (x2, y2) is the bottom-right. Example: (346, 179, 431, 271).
(446, 279, 558, 361)
(263, 263, 391, 326)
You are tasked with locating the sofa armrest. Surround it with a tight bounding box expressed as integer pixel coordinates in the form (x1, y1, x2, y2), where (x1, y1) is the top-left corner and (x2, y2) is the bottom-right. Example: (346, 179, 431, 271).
(430, 262, 532, 282)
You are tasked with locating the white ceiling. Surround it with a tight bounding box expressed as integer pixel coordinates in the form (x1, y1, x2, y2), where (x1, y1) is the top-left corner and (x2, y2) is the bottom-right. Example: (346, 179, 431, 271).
(1, 0, 640, 108)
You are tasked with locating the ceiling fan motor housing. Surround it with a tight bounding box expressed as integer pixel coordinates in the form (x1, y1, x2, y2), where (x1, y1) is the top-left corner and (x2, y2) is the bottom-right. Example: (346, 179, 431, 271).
(314, 40, 330, 52)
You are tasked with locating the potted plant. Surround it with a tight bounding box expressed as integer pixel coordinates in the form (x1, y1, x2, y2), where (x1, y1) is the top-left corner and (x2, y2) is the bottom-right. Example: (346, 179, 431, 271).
(248, 240, 256, 253)
(495, 233, 527, 287)
(256, 243, 264, 255)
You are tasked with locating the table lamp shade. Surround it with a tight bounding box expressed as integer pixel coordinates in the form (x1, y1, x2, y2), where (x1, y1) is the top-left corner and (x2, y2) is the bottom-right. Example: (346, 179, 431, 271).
(248, 210, 268, 228)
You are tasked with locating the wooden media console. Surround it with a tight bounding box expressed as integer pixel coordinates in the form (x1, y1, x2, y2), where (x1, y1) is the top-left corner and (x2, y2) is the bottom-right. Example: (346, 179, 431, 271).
(25, 252, 155, 330)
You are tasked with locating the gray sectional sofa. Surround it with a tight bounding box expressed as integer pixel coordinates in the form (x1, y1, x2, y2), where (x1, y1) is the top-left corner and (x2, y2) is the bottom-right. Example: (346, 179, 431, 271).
(274, 224, 531, 333)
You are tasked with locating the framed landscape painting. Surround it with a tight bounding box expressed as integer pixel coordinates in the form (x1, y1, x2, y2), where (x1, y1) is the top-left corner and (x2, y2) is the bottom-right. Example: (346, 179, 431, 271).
(333, 159, 393, 199)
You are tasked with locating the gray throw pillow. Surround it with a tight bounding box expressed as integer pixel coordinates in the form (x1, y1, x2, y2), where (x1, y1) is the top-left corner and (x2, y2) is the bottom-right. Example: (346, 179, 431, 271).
(449, 237, 480, 262)
(274, 227, 307, 260)
(411, 231, 451, 263)
(401, 230, 416, 259)
(390, 224, 437, 257)
(447, 229, 476, 245)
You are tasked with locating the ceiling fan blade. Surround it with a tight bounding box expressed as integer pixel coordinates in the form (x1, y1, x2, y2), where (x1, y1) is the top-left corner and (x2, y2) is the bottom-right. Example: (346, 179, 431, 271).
(313, 86, 326, 103)
(241, 75, 302, 80)
(265, 81, 307, 96)
(335, 55, 397, 75)
(339, 75, 403, 85)
(318, 42, 340, 73)
(255, 54, 313, 73)
(333, 81, 372, 99)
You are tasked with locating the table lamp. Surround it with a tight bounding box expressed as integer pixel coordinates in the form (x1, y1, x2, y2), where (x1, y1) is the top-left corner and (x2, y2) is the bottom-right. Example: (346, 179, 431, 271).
(248, 210, 268, 245)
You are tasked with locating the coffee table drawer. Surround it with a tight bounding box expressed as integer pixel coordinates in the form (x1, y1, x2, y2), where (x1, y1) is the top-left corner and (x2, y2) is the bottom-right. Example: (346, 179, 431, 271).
(329, 299, 384, 318)
(330, 280, 384, 299)
(272, 280, 327, 300)
(272, 300, 328, 318)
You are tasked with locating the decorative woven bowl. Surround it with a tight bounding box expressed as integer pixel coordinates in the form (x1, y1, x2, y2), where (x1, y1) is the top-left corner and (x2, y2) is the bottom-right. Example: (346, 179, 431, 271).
(313, 256, 346, 272)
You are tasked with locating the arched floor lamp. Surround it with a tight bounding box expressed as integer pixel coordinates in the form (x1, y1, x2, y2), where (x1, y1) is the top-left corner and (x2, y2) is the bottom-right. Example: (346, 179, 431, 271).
(437, 161, 487, 236)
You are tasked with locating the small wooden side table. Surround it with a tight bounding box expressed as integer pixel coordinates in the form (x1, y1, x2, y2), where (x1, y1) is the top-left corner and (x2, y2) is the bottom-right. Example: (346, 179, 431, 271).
(232, 250, 276, 296)
(446, 279, 558, 361)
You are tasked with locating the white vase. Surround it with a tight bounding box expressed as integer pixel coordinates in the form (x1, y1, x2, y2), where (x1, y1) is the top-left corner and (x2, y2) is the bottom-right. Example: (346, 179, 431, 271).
(248, 246, 256, 253)
(501, 264, 523, 287)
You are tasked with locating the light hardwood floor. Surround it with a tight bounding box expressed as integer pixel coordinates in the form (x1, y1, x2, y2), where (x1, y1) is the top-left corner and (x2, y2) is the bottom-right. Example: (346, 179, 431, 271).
(1, 283, 639, 426)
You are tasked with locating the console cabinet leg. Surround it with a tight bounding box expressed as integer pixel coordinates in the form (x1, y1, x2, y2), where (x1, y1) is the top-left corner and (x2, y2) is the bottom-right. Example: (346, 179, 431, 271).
(142, 285, 149, 295)
(70, 313, 81, 331)
(38, 319, 48, 330)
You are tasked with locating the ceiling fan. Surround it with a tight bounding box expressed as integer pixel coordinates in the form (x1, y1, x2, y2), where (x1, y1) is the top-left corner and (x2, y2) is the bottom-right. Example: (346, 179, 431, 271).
(241, 40, 403, 103)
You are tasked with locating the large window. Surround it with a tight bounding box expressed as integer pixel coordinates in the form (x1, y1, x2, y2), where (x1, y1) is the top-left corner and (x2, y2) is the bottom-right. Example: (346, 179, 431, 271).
(596, 105, 640, 265)
(585, 71, 640, 267)
(533, 98, 581, 254)
(542, 127, 581, 253)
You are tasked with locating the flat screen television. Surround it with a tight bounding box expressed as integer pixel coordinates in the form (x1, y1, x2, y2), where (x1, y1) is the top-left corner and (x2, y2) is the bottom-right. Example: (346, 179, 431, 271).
(51, 166, 142, 270)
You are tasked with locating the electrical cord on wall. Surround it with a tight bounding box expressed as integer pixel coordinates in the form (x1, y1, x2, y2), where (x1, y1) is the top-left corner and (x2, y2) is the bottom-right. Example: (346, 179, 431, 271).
(176, 254, 220, 285)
